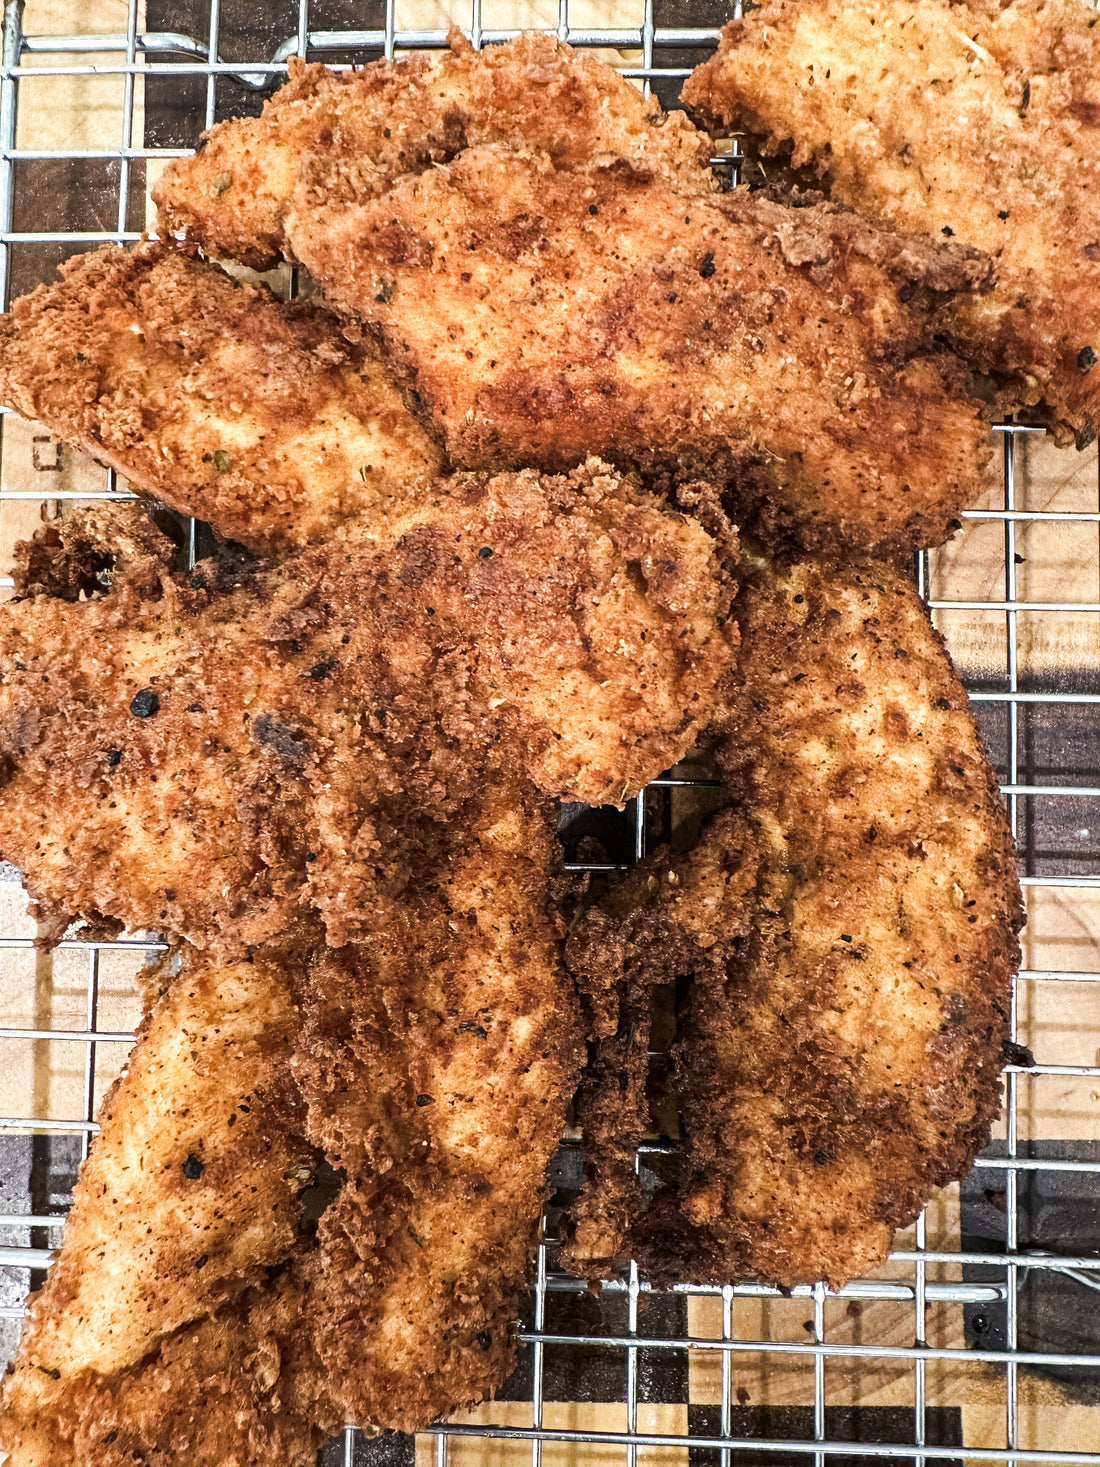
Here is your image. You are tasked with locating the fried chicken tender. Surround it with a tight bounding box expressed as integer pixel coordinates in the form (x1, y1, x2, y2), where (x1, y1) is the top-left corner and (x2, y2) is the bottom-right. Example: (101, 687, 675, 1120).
(5, 951, 310, 1383)
(2, 782, 584, 1464)
(682, 0, 1100, 446)
(153, 30, 717, 271)
(0, 468, 736, 953)
(0, 242, 442, 555)
(565, 546, 1023, 1288)
(289, 146, 993, 558)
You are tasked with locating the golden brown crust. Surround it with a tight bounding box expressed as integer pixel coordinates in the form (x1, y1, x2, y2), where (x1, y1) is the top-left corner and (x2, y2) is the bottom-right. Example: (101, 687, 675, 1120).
(289, 146, 994, 559)
(0, 474, 736, 954)
(682, 0, 1100, 445)
(153, 31, 717, 270)
(0, 243, 443, 555)
(565, 548, 1023, 1289)
(4, 952, 310, 1384)
(0, 787, 584, 1463)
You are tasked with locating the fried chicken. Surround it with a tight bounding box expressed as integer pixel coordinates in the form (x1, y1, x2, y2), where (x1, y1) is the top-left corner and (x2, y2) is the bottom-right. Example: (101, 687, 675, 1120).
(1, 777, 584, 1464)
(682, 0, 1100, 446)
(0, 242, 443, 555)
(5, 950, 310, 1383)
(288, 146, 993, 559)
(152, 30, 718, 271)
(565, 546, 1023, 1288)
(0, 468, 736, 953)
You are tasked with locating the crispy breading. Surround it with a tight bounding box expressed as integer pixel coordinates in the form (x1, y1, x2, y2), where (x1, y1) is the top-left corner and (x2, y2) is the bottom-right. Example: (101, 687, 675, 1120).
(4, 951, 310, 1384)
(0, 470, 736, 953)
(566, 547, 1023, 1288)
(561, 804, 757, 1277)
(288, 146, 993, 558)
(0, 243, 443, 555)
(1, 784, 584, 1463)
(682, 0, 1100, 446)
(153, 30, 717, 270)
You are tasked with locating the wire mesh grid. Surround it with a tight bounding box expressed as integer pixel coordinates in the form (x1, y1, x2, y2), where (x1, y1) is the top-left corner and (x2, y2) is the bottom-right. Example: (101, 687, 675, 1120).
(0, 0, 1098, 1461)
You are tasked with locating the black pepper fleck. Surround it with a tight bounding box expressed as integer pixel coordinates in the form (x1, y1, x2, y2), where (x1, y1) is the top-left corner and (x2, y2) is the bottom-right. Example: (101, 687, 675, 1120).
(477, 1331, 493, 1350)
(941, 225, 955, 236)
(1078, 346, 1097, 373)
(478, 546, 494, 559)
(182, 1153, 204, 1180)
(998, 210, 1010, 220)
(195, 1252, 209, 1270)
(106, 748, 122, 766)
(129, 688, 159, 718)
(699, 250, 716, 278)
(416, 1094, 434, 1106)
(588, 204, 599, 216)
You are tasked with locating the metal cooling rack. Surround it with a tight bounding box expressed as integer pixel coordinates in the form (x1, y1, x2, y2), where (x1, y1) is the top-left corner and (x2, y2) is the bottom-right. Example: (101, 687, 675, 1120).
(0, 0, 1098, 1462)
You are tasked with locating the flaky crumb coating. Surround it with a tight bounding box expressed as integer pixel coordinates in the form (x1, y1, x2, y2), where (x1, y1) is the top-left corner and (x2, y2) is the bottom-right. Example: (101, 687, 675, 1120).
(0, 470, 736, 953)
(153, 30, 717, 270)
(0, 243, 443, 555)
(291, 146, 993, 559)
(683, 0, 1100, 445)
(566, 547, 1023, 1289)
(1, 783, 583, 1462)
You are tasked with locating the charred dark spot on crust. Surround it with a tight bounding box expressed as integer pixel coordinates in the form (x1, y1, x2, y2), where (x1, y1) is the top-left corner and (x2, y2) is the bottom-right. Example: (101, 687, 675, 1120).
(477, 1330, 493, 1350)
(934, 696, 953, 710)
(1002, 1040, 1036, 1068)
(1078, 346, 1097, 374)
(252, 712, 310, 765)
(195, 1252, 209, 1270)
(182, 1153, 204, 1180)
(945, 993, 970, 1024)
(307, 654, 336, 682)
(36, 1365, 61, 1380)
(129, 688, 159, 718)
(897, 281, 918, 303)
(813, 1148, 834, 1166)
(456, 1020, 489, 1038)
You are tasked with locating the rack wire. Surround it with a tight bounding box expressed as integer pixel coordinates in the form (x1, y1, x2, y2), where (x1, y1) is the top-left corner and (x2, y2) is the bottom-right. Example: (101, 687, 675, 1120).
(0, 0, 1098, 1462)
